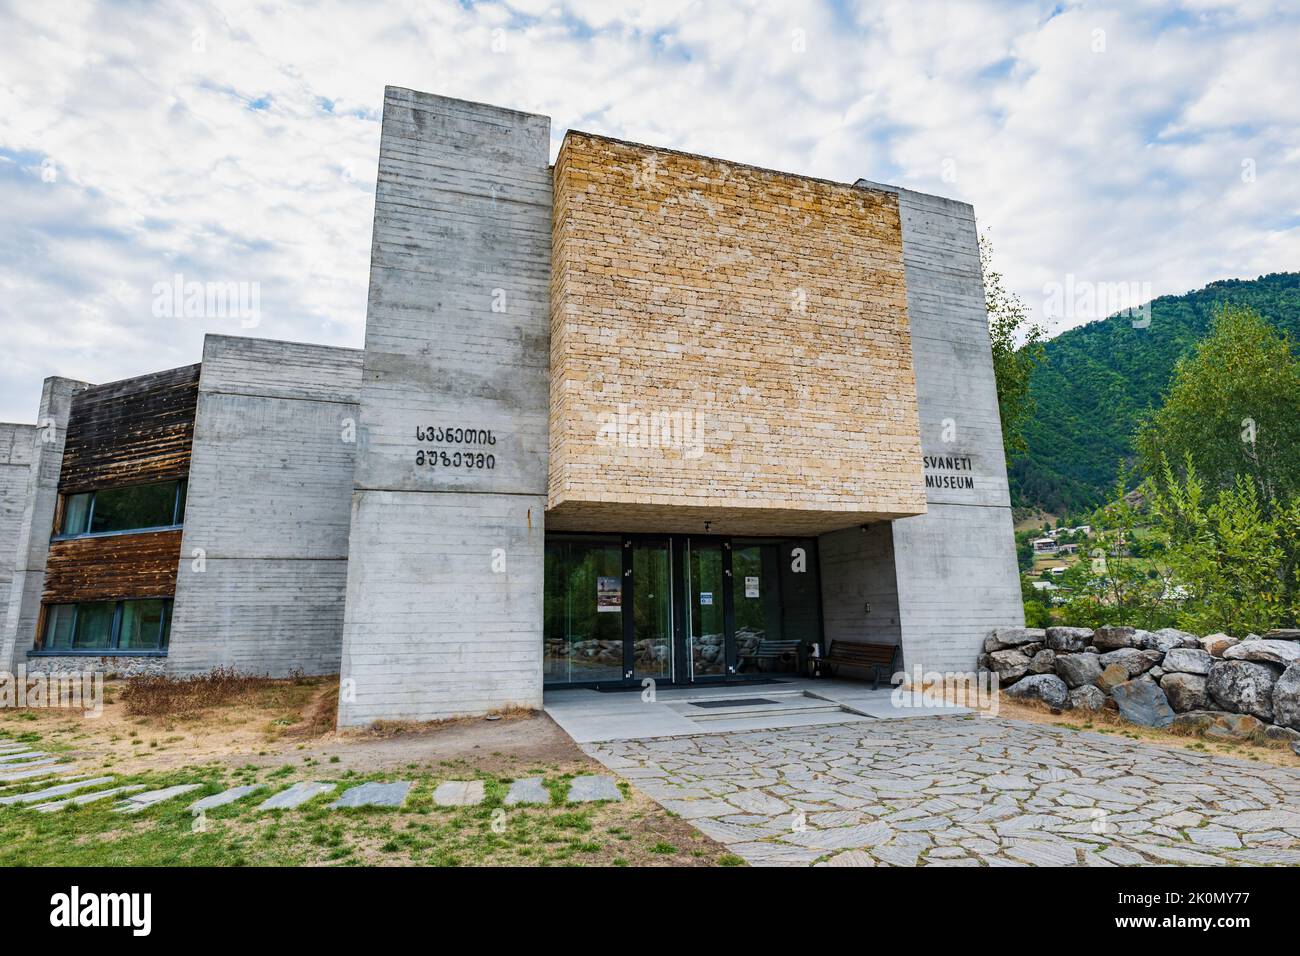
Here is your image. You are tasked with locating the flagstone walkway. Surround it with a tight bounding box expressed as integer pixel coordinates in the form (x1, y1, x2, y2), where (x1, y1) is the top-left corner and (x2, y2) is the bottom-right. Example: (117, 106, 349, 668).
(583, 715, 1300, 867)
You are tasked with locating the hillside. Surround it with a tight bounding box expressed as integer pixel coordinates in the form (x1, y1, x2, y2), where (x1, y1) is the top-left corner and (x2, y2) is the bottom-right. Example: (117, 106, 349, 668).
(1010, 271, 1300, 513)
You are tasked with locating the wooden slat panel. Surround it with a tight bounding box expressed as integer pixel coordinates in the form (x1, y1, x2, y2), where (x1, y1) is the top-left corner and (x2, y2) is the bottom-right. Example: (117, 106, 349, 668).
(42, 530, 182, 604)
(59, 365, 200, 493)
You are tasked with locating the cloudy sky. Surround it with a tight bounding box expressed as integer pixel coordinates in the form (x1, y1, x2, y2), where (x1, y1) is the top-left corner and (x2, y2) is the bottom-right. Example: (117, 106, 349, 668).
(1, 0, 1297, 422)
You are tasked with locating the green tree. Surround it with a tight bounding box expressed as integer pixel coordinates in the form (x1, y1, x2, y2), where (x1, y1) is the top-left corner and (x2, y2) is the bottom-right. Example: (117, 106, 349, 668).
(982, 232, 1046, 464)
(1137, 305, 1300, 506)
(1146, 456, 1293, 634)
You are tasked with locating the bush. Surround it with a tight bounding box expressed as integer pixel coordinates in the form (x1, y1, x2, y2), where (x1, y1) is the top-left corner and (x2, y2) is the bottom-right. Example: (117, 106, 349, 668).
(120, 666, 273, 718)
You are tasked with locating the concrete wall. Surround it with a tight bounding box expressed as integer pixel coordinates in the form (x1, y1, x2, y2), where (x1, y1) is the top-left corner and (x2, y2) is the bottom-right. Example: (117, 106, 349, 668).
(338, 88, 552, 725)
(858, 183, 1023, 674)
(0, 423, 38, 664)
(0, 379, 89, 671)
(167, 335, 361, 676)
(548, 133, 924, 536)
(818, 523, 902, 653)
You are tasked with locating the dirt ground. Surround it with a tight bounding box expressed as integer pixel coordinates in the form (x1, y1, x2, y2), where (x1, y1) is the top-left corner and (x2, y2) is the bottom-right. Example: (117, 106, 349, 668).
(1, 676, 617, 774)
(993, 697, 1300, 769)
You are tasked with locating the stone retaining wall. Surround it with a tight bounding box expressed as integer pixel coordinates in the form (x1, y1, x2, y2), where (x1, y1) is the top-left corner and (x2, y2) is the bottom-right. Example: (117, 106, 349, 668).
(980, 625, 1300, 753)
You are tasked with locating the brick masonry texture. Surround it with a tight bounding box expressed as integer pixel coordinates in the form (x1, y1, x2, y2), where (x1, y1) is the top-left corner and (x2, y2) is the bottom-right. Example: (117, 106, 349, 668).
(547, 133, 926, 536)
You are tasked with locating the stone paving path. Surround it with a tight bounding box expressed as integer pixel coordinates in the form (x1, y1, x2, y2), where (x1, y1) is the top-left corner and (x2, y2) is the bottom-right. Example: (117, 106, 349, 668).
(584, 715, 1300, 867)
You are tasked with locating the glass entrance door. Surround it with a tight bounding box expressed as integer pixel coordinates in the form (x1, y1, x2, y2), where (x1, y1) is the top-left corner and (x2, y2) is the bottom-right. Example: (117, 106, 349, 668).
(631, 538, 673, 680)
(683, 538, 728, 679)
(544, 533, 821, 687)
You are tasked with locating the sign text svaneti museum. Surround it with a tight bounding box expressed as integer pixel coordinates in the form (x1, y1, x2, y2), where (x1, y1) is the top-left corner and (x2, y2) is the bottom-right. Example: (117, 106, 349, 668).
(0, 89, 1023, 726)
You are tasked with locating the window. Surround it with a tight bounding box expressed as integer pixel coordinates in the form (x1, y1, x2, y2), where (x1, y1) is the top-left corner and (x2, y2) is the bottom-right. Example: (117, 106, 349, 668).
(59, 480, 186, 537)
(39, 599, 171, 653)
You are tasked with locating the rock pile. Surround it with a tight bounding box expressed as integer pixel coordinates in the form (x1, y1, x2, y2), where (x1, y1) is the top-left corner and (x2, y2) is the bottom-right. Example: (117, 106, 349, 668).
(979, 626, 1300, 751)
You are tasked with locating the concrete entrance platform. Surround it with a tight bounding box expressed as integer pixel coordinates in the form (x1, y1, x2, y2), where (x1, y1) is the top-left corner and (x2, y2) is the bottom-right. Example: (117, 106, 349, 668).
(544, 678, 969, 743)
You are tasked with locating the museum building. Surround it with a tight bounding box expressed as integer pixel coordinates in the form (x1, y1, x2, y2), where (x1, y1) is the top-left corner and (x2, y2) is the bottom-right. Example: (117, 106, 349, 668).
(0, 88, 1023, 726)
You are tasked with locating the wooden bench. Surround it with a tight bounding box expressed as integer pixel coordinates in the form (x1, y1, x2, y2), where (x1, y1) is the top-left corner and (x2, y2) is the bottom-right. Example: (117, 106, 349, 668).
(737, 639, 803, 673)
(816, 641, 900, 689)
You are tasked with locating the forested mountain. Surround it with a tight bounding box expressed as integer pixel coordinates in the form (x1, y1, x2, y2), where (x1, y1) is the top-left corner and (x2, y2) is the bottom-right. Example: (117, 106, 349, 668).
(1010, 272, 1300, 513)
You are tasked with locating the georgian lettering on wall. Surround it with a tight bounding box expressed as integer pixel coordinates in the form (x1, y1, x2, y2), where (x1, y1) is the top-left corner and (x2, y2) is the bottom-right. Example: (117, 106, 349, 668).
(923, 454, 975, 490)
(413, 425, 498, 470)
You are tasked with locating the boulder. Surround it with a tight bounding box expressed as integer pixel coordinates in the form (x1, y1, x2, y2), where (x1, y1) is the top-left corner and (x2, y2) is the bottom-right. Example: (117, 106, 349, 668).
(1207, 660, 1280, 721)
(1223, 639, 1300, 668)
(1055, 652, 1104, 688)
(1111, 679, 1176, 728)
(1093, 626, 1139, 650)
(1003, 673, 1069, 709)
(1264, 723, 1300, 745)
(1029, 649, 1056, 674)
(987, 649, 1032, 683)
(1099, 647, 1162, 678)
(1066, 684, 1107, 711)
(1021, 642, 1044, 658)
(990, 627, 1046, 647)
(1162, 647, 1213, 675)
(1262, 629, 1300, 642)
(1149, 666, 1164, 680)
(1160, 672, 1211, 713)
(1173, 710, 1266, 742)
(982, 634, 1003, 653)
(1200, 633, 1239, 657)
(1272, 663, 1300, 731)
(1045, 626, 1093, 653)
(1096, 663, 1130, 694)
(1142, 628, 1201, 653)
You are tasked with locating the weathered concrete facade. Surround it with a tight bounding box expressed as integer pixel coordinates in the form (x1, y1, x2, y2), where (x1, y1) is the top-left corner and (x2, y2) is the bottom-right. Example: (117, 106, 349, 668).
(337, 89, 552, 725)
(168, 336, 361, 676)
(0, 87, 1022, 718)
(1, 379, 88, 672)
(0, 423, 39, 660)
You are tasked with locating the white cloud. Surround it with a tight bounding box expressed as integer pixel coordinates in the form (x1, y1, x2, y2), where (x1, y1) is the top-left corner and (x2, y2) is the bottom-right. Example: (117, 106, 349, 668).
(0, 0, 1297, 420)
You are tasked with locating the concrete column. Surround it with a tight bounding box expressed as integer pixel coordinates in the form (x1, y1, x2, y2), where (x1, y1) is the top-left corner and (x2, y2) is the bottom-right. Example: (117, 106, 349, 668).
(0, 378, 89, 670)
(0, 423, 39, 663)
(338, 88, 552, 725)
(855, 182, 1024, 675)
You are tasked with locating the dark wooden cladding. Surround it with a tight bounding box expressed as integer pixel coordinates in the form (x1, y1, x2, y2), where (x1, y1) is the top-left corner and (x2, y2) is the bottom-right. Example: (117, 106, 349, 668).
(41, 530, 182, 604)
(59, 364, 200, 493)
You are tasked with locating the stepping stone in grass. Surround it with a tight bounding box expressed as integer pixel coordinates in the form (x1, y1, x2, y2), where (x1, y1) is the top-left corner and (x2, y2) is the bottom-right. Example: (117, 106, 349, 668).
(0, 761, 66, 782)
(189, 785, 264, 813)
(566, 775, 623, 803)
(331, 781, 411, 809)
(113, 784, 204, 814)
(504, 777, 550, 806)
(0, 777, 116, 806)
(0, 751, 46, 763)
(257, 781, 336, 811)
(34, 786, 147, 813)
(432, 780, 485, 807)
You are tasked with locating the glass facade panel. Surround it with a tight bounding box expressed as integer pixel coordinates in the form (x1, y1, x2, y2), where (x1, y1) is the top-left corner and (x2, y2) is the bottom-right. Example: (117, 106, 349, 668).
(44, 605, 76, 650)
(732, 537, 820, 674)
(632, 541, 672, 680)
(72, 601, 117, 649)
(543, 538, 624, 683)
(685, 539, 725, 677)
(88, 481, 182, 534)
(119, 599, 169, 650)
(40, 599, 173, 652)
(61, 493, 93, 535)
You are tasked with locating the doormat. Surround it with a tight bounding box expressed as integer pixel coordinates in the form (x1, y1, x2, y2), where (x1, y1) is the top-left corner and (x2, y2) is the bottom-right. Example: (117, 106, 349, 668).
(589, 678, 789, 693)
(691, 697, 779, 709)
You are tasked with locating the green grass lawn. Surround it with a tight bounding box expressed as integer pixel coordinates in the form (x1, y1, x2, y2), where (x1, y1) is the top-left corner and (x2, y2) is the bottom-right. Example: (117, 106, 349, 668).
(0, 733, 733, 867)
